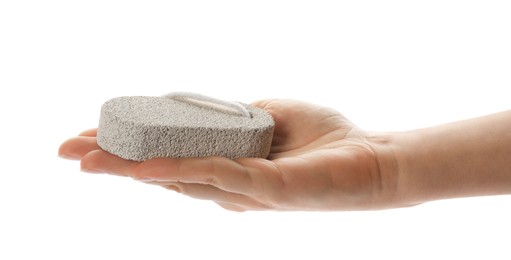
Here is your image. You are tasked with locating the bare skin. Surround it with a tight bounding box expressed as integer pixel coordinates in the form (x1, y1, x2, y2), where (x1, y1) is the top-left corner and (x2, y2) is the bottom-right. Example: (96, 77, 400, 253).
(58, 99, 511, 211)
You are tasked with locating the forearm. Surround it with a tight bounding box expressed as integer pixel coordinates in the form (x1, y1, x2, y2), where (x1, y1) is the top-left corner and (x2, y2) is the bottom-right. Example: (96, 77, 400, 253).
(391, 110, 511, 205)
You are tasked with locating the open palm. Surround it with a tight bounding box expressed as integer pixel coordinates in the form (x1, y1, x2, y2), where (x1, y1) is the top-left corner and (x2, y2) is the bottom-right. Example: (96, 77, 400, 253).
(59, 99, 397, 211)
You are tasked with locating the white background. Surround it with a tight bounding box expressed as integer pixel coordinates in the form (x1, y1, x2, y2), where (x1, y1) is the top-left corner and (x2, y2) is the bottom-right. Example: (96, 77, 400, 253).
(1, 1, 510, 259)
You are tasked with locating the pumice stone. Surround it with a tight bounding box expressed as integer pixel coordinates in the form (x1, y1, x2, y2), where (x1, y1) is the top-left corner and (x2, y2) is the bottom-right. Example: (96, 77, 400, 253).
(96, 92, 275, 161)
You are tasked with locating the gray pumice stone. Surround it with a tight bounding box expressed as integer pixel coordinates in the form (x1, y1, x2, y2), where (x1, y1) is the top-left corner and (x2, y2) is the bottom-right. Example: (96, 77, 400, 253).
(96, 93, 275, 161)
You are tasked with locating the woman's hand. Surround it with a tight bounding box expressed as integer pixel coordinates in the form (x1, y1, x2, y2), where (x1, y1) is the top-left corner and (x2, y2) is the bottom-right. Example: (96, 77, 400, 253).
(59, 100, 399, 211)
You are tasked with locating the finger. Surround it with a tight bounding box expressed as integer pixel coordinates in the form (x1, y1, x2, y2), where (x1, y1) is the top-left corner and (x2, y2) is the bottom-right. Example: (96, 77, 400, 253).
(79, 128, 98, 137)
(58, 136, 101, 160)
(250, 99, 279, 109)
(133, 157, 256, 196)
(81, 149, 139, 176)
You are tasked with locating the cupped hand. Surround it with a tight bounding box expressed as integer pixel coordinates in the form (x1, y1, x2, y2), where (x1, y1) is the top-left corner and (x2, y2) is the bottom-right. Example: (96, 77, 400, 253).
(58, 100, 399, 211)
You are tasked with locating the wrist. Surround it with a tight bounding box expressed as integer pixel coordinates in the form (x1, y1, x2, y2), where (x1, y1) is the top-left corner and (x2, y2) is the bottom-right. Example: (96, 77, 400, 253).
(375, 129, 453, 207)
(385, 130, 428, 206)
(364, 131, 417, 209)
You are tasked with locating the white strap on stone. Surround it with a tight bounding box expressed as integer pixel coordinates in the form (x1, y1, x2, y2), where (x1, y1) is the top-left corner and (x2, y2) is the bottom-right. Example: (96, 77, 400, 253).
(164, 92, 252, 118)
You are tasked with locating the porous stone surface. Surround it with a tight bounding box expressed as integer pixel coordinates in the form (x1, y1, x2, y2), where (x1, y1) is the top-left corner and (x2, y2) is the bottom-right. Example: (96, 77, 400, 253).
(97, 96, 275, 161)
